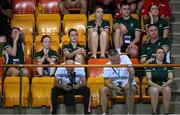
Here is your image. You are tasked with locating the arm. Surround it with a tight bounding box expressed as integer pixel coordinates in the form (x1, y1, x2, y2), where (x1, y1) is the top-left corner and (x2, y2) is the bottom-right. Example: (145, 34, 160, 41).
(162, 72, 173, 87)
(0, 5, 12, 18)
(5, 38, 19, 57)
(163, 29, 170, 39)
(104, 78, 117, 90)
(63, 49, 77, 59)
(131, 31, 141, 45)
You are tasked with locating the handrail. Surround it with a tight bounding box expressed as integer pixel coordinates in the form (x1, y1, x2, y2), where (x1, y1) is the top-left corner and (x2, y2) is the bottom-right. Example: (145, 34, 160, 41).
(1, 64, 180, 67)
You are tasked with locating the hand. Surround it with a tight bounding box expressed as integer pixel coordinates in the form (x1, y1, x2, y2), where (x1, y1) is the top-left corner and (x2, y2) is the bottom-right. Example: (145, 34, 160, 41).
(63, 84, 72, 91)
(76, 48, 82, 54)
(115, 87, 122, 94)
(73, 84, 81, 90)
(162, 82, 167, 87)
(119, 24, 128, 34)
(149, 12, 153, 19)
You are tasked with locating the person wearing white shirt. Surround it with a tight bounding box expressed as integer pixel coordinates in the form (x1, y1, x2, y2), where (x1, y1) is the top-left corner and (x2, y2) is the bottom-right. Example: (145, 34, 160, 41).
(51, 59, 90, 114)
(100, 49, 136, 114)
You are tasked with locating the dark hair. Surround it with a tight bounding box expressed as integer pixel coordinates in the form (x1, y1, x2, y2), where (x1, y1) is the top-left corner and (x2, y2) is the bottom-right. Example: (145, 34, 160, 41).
(68, 28, 78, 37)
(41, 35, 51, 43)
(148, 4, 158, 12)
(156, 47, 165, 53)
(148, 24, 158, 29)
(120, 2, 130, 8)
(108, 49, 119, 57)
(93, 6, 103, 13)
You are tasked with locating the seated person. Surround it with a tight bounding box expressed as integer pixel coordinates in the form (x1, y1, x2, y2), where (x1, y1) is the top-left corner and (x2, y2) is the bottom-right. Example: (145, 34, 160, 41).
(58, 0, 87, 15)
(140, 24, 171, 64)
(63, 29, 86, 64)
(141, 0, 171, 21)
(91, 0, 116, 15)
(114, 2, 141, 57)
(51, 59, 90, 114)
(87, 6, 110, 58)
(4, 27, 29, 77)
(145, 47, 173, 114)
(100, 49, 136, 114)
(35, 35, 58, 76)
(144, 4, 170, 38)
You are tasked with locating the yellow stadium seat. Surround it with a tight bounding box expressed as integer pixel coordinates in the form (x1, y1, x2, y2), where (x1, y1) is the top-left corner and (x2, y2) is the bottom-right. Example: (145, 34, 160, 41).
(4, 77, 29, 107)
(141, 35, 148, 47)
(11, 14, 35, 35)
(131, 14, 139, 20)
(87, 77, 104, 108)
(31, 77, 55, 107)
(141, 16, 146, 33)
(61, 34, 86, 48)
(34, 35, 60, 53)
(142, 77, 162, 103)
(36, 14, 61, 35)
(63, 14, 87, 35)
(24, 35, 33, 56)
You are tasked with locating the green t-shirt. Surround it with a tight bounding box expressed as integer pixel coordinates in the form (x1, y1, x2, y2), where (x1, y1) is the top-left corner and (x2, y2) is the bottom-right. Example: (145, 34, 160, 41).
(4, 42, 25, 64)
(144, 17, 170, 38)
(35, 49, 58, 64)
(87, 19, 110, 33)
(145, 61, 173, 85)
(114, 17, 141, 43)
(141, 38, 171, 60)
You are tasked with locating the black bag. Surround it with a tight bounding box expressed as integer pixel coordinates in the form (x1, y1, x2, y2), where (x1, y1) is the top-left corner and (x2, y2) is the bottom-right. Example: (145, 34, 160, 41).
(63, 90, 76, 106)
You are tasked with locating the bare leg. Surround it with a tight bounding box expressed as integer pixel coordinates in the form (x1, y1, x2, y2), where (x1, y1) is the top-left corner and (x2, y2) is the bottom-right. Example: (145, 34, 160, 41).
(20, 68, 29, 77)
(74, 54, 85, 64)
(100, 87, 110, 114)
(89, 31, 99, 58)
(59, 1, 70, 15)
(37, 62, 43, 76)
(50, 62, 56, 76)
(6, 67, 19, 76)
(100, 31, 109, 58)
(149, 86, 160, 113)
(124, 85, 135, 114)
(114, 28, 123, 49)
(162, 86, 171, 113)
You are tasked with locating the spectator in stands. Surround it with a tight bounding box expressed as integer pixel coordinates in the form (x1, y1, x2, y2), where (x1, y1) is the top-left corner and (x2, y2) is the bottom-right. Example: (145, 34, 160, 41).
(87, 6, 110, 58)
(0, 0, 12, 38)
(35, 35, 58, 76)
(100, 49, 136, 114)
(114, 2, 141, 57)
(4, 27, 29, 77)
(58, 0, 87, 15)
(51, 59, 90, 114)
(91, 0, 116, 16)
(145, 47, 173, 114)
(140, 24, 171, 64)
(63, 29, 86, 64)
(141, 0, 171, 21)
(144, 4, 170, 38)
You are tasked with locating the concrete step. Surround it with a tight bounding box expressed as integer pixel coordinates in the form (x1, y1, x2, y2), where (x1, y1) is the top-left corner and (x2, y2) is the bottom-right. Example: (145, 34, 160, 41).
(172, 78, 180, 90)
(171, 12, 180, 22)
(171, 92, 180, 103)
(170, 33, 180, 44)
(171, 44, 180, 55)
(171, 55, 180, 64)
(171, 22, 180, 33)
(173, 67, 180, 77)
(170, 2, 180, 12)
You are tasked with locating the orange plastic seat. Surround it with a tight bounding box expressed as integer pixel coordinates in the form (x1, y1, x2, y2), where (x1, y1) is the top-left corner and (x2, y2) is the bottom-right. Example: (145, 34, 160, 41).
(11, 14, 35, 35)
(63, 14, 87, 35)
(13, 0, 36, 14)
(61, 34, 86, 48)
(87, 77, 104, 108)
(39, 0, 61, 13)
(131, 58, 140, 64)
(31, 77, 55, 107)
(4, 77, 29, 107)
(36, 14, 61, 35)
(0, 57, 5, 79)
(87, 59, 109, 77)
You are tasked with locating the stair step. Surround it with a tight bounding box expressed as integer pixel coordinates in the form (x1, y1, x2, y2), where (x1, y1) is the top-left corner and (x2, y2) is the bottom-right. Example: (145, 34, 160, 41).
(171, 44, 180, 55)
(171, 56, 180, 64)
(171, 22, 180, 33)
(170, 2, 180, 12)
(172, 78, 180, 90)
(170, 33, 180, 44)
(173, 67, 180, 77)
(171, 12, 180, 22)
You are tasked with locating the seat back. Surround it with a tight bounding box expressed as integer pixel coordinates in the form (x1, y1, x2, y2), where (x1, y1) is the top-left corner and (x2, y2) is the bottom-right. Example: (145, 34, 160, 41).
(4, 77, 29, 107)
(63, 14, 87, 35)
(31, 77, 55, 107)
(36, 14, 61, 35)
(11, 14, 35, 35)
(87, 77, 104, 107)
(87, 59, 109, 77)
(13, 0, 36, 14)
(39, 0, 61, 13)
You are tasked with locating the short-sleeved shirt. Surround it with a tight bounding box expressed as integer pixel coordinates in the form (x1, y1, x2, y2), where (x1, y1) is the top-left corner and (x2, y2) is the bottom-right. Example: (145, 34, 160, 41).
(35, 49, 58, 64)
(141, 38, 171, 60)
(141, 0, 171, 18)
(55, 62, 85, 85)
(145, 61, 173, 85)
(114, 17, 141, 45)
(144, 17, 170, 38)
(0, 0, 11, 36)
(87, 19, 110, 34)
(4, 42, 25, 64)
(63, 43, 86, 59)
(103, 54, 136, 87)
